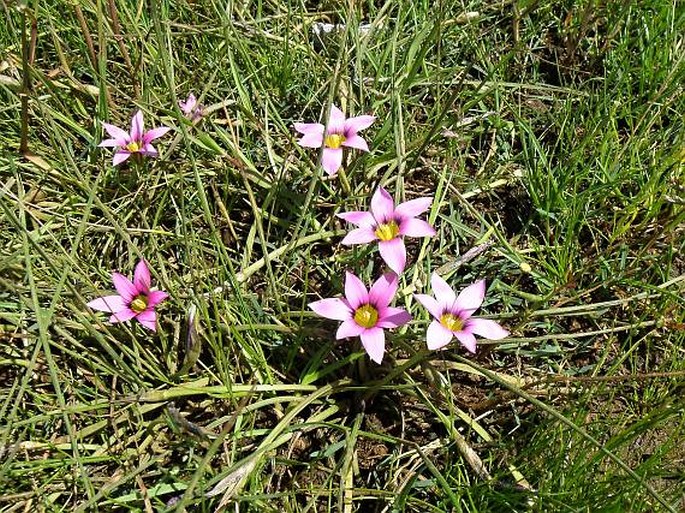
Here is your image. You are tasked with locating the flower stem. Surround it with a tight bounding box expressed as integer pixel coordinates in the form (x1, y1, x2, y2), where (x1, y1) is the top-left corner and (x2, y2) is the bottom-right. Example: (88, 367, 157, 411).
(338, 168, 352, 195)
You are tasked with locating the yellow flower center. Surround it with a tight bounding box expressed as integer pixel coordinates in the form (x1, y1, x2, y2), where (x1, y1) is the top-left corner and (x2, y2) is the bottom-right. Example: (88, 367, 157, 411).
(353, 304, 379, 329)
(324, 133, 346, 149)
(440, 313, 464, 332)
(130, 295, 148, 313)
(374, 220, 400, 241)
(126, 141, 141, 152)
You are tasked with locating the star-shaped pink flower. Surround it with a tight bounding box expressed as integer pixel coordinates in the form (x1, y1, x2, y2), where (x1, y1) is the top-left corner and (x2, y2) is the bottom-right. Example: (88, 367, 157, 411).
(414, 273, 508, 352)
(99, 110, 171, 166)
(309, 272, 411, 364)
(337, 187, 436, 275)
(87, 260, 168, 331)
(294, 104, 375, 176)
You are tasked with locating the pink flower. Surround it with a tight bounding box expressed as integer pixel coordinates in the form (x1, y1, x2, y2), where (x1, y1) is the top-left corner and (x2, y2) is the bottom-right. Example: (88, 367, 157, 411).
(309, 271, 411, 364)
(337, 187, 436, 275)
(87, 260, 168, 332)
(414, 273, 508, 353)
(179, 93, 204, 121)
(99, 110, 171, 166)
(294, 104, 375, 176)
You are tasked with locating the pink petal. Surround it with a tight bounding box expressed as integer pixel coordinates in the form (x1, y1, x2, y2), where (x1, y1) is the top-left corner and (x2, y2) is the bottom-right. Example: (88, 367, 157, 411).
(431, 273, 456, 308)
(109, 308, 137, 324)
(336, 211, 375, 227)
(321, 148, 343, 176)
(341, 227, 377, 245)
(147, 290, 169, 308)
(359, 327, 385, 364)
(102, 122, 130, 141)
(112, 272, 136, 302)
(394, 197, 433, 219)
(426, 320, 454, 350)
(336, 319, 365, 339)
(136, 309, 157, 331)
(133, 260, 151, 292)
(341, 134, 369, 152)
(87, 295, 126, 313)
(370, 187, 395, 223)
(344, 271, 368, 310)
(369, 272, 398, 309)
(344, 115, 375, 134)
(399, 218, 436, 238)
(309, 298, 352, 321)
(294, 122, 324, 135)
(141, 143, 158, 157)
(465, 318, 508, 340)
(454, 280, 486, 315)
(455, 331, 477, 353)
(130, 110, 144, 141)
(112, 151, 131, 166)
(326, 105, 346, 133)
(378, 238, 406, 275)
(143, 126, 171, 144)
(377, 307, 411, 328)
(98, 137, 125, 148)
(180, 93, 196, 114)
(298, 131, 324, 148)
(413, 293, 442, 320)
(190, 108, 204, 122)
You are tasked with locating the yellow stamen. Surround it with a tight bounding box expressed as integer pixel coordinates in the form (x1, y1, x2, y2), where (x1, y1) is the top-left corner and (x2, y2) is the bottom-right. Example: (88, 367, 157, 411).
(374, 220, 400, 241)
(354, 304, 379, 329)
(130, 295, 148, 313)
(126, 141, 141, 152)
(440, 312, 463, 332)
(324, 133, 346, 149)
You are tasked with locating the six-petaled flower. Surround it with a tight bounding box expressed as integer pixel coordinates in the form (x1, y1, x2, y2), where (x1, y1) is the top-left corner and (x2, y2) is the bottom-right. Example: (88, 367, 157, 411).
(338, 187, 436, 275)
(99, 110, 171, 166)
(414, 273, 508, 353)
(87, 260, 168, 332)
(294, 104, 375, 176)
(309, 271, 411, 364)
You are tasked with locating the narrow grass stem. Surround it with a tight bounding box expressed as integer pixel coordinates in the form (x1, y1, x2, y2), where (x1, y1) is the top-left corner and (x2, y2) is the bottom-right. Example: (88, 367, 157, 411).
(455, 356, 678, 513)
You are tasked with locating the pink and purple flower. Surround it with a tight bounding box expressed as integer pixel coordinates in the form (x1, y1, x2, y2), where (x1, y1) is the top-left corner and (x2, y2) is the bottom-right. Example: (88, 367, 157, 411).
(338, 187, 436, 275)
(99, 110, 171, 166)
(309, 271, 411, 364)
(179, 93, 204, 121)
(294, 104, 375, 176)
(87, 260, 168, 332)
(414, 273, 508, 352)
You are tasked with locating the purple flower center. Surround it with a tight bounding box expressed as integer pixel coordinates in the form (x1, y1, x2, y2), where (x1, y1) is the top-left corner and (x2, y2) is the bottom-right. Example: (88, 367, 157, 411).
(374, 220, 400, 241)
(353, 304, 379, 328)
(126, 141, 141, 152)
(325, 133, 346, 149)
(440, 312, 463, 332)
(130, 294, 148, 313)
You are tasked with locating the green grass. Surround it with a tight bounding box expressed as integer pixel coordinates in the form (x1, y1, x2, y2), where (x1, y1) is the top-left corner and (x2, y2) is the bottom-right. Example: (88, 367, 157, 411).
(1, 0, 684, 511)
